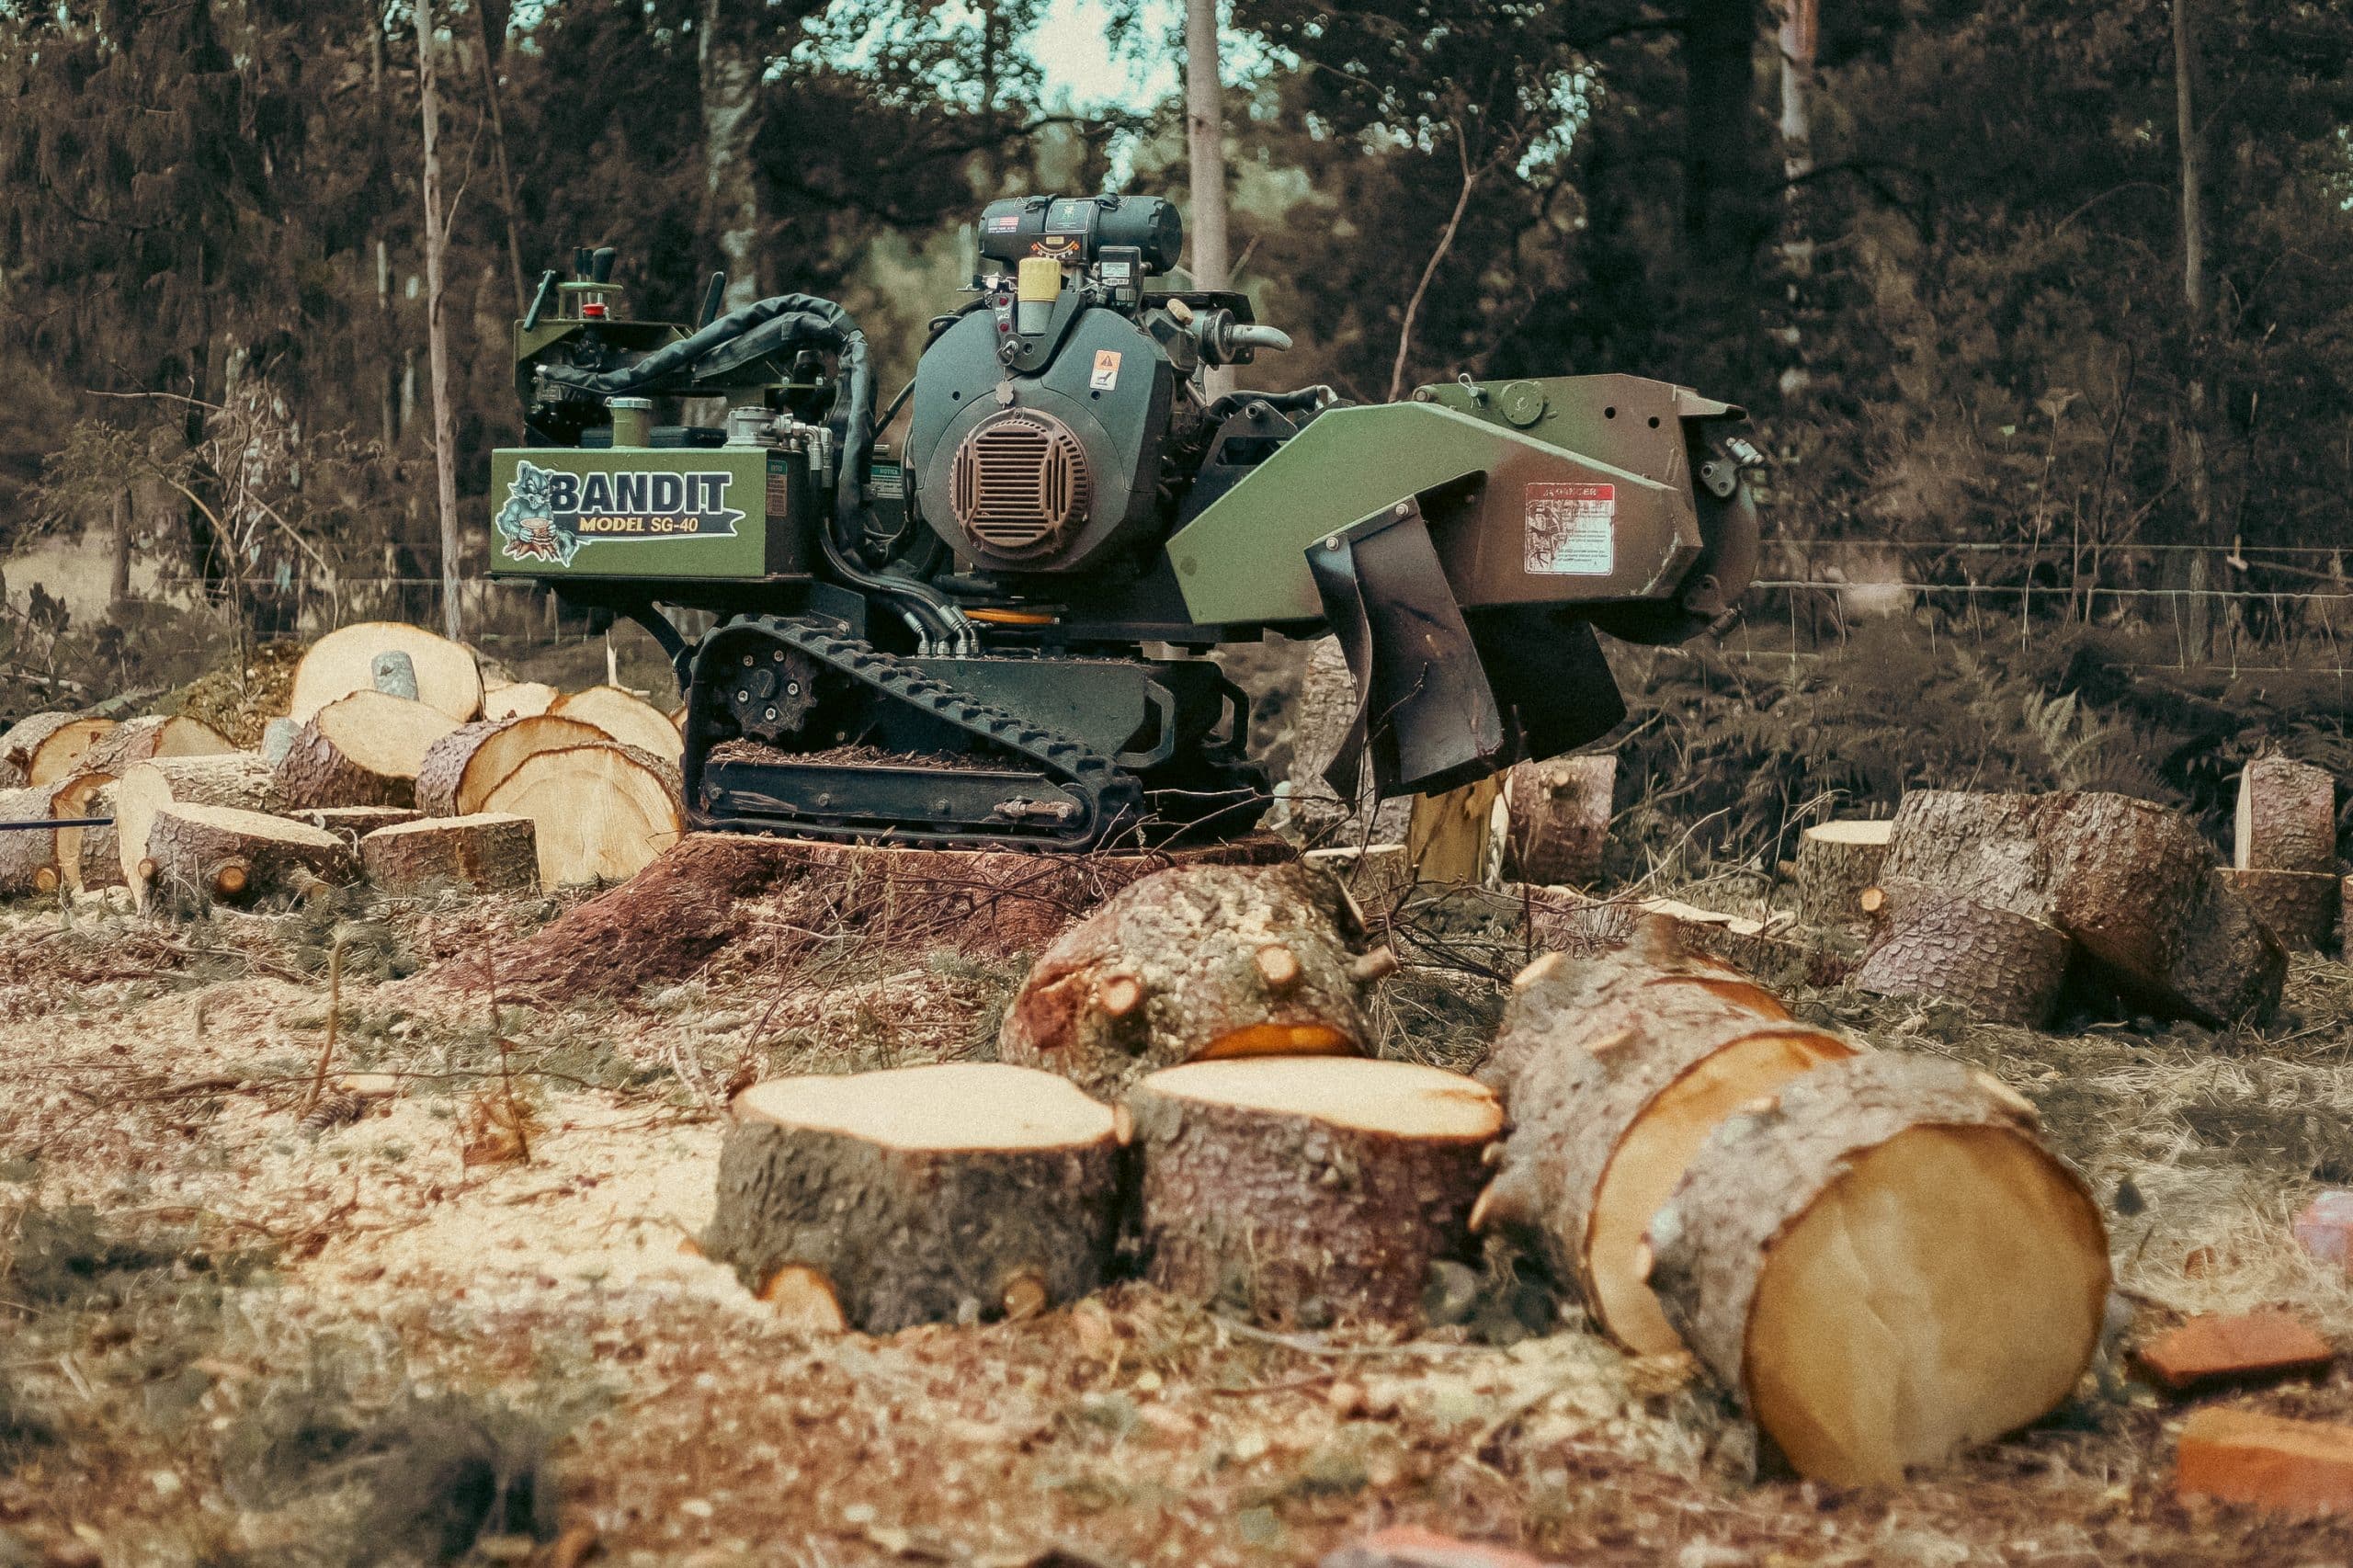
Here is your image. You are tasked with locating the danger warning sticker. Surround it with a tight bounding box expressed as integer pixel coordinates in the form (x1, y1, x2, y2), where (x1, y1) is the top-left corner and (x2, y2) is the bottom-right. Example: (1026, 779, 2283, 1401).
(1089, 348, 1122, 392)
(1525, 482, 1617, 575)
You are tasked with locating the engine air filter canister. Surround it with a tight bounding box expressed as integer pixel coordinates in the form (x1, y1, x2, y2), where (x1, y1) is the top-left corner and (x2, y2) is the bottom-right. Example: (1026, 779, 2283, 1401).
(949, 408, 1092, 560)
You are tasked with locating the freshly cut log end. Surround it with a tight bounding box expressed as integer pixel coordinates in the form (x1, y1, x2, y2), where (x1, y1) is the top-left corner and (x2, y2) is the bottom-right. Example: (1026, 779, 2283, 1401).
(114, 754, 286, 901)
(1129, 1057, 1501, 1328)
(5, 713, 119, 788)
(289, 620, 483, 723)
(478, 742, 683, 888)
(1501, 754, 1615, 887)
(413, 714, 607, 817)
(998, 861, 1370, 1099)
(0, 783, 63, 895)
(274, 690, 463, 811)
(2234, 756, 2337, 875)
(144, 803, 362, 910)
(703, 1063, 1120, 1334)
(1793, 820, 1893, 926)
(362, 813, 539, 895)
(483, 681, 560, 721)
(1854, 891, 2071, 1025)
(77, 714, 233, 776)
(1646, 1052, 2109, 1485)
(2219, 867, 2339, 953)
(551, 684, 685, 763)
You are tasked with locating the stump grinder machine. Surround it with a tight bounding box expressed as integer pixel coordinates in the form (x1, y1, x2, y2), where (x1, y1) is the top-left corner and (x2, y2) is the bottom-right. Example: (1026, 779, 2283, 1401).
(488, 194, 1761, 850)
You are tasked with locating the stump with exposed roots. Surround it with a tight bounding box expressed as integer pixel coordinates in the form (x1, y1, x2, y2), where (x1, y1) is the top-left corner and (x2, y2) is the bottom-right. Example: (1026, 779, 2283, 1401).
(145, 804, 362, 909)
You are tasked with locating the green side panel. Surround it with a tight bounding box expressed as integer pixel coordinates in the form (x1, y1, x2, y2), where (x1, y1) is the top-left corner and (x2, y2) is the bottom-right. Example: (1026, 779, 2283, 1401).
(1165, 402, 1658, 625)
(486, 448, 769, 581)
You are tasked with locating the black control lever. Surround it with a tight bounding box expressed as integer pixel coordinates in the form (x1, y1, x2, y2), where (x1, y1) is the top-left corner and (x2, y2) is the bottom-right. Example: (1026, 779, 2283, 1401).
(698, 271, 728, 328)
(590, 246, 619, 284)
(523, 270, 556, 332)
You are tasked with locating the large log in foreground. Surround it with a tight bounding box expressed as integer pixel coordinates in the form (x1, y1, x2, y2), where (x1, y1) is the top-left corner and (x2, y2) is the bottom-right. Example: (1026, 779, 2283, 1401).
(1130, 1057, 1500, 1329)
(999, 861, 1373, 1099)
(414, 714, 605, 816)
(146, 804, 362, 908)
(115, 755, 286, 903)
(1646, 1052, 2110, 1484)
(703, 1064, 1120, 1333)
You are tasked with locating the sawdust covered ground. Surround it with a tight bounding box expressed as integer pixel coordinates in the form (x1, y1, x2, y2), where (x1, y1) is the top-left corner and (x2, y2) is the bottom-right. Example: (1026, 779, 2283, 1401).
(5, 869, 2353, 1566)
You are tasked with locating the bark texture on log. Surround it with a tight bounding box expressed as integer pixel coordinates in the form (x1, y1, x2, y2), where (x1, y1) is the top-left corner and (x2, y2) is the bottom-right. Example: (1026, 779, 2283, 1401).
(2219, 867, 2338, 952)
(146, 804, 362, 909)
(1130, 1058, 1500, 1329)
(51, 773, 119, 892)
(1793, 820, 1893, 926)
(288, 620, 483, 723)
(1526, 891, 1811, 991)
(77, 715, 233, 776)
(2234, 756, 2336, 874)
(0, 782, 64, 894)
(115, 755, 285, 900)
(477, 741, 683, 888)
(1855, 891, 2070, 1025)
(414, 714, 607, 817)
(1479, 920, 1858, 1355)
(1646, 1052, 2109, 1484)
(362, 813, 538, 895)
(999, 861, 1370, 1099)
(274, 690, 461, 811)
(703, 1064, 1120, 1333)
(1501, 754, 1615, 887)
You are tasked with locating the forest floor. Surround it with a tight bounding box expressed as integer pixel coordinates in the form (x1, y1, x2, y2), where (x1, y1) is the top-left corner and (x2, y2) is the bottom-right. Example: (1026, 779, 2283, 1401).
(6, 858, 2353, 1568)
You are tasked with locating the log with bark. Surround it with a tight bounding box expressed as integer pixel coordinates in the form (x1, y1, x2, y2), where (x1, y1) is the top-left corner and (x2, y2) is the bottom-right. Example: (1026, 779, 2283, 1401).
(1525, 890, 1812, 991)
(1854, 887, 2071, 1025)
(1500, 754, 1615, 887)
(2218, 867, 2338, 952)
(1, 712, 118, 789)
(1792, 820, 1893, 926)
(1477, 917, 1861, 1356)
(0, 783, 64, 895)
(551, 684, 685, 762)
(477, 741, 683, 888)
(145, 804, 363, 909)
(1645, 1052, 2110, 1484)
(361, 813, 538, 895)
(50, 773, 119, 893)
(114, 755, 286, 903)
(414, 714, 606, 816)
(2234, 755, 2336, 875)
(998, 861, 1375, 1099)
(287, 620, 483, 723)
(1877, 790, 2282, 1024)
(274, 691, 464, 810)
(703, 1063, 1121, 1333)
(1129, 1057, 1501, 1328)
(482, 680, 559, 720)
(295, 805, 424, 846)
(76, 715, 234, 776)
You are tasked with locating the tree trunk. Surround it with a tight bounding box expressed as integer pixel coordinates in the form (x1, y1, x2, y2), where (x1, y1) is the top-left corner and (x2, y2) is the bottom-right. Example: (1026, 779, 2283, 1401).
(416, 0, 463, 642)
(699, 0, 764, 311)
(1683, 0, 1762, 287)
(1183, 0, 1233, 400)
(108, 489, 133, 612)
(1645, 1053, 2110, 1484)
(2233, 756, 2336, 874)
(704, 1064, 1121, 1333)
(1501, 754, 1615, 887)
(1129, 1058, 1500, 1329)
(472, 0, 527, 312)
(361, 812, 539, 895)
(1854, 890, 2071, 1025)
(1792, 819, 1892, 926)
(2174, 0, 2218, 660)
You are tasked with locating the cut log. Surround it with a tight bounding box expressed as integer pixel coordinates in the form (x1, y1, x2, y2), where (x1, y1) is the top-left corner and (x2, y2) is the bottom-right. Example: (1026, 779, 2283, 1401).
(551, 684, 684, 762)
(274, 691, 463, 811)
(114, 755, 286, 900)
(1479, 919, 1860, 1355)
(477, 741, 683, 888)
(50, 773, 119, 893)
(361, 813, 538, 895)
(414, 714, 606, 817)
(287, 621, 483, 723)
(1302, 843, 1415, 924)
(2219, 867, 2339, 953)
(1879, 790, 2282, 1024)
(1501, 754, 1615, 887)
(998, 861, 1370, 1099)
(1525, 890, 1811, 991)
(1646, 1052, 2110, 1484)
(1793, 820, 1893, 926)
(1854, 890, 2071, 1025)
(703, 1063, 1120, 1333)
(0, 783, 64, 895)
(1128, 1057, 1501, 1328)
(76, 715, 233, 776)
(2234, 756, 2337, 875)
(295, 805, 423, 846)
(144, 803, 362, 909)
(2, 712, 119, 788)
(482, 680, 559, 721)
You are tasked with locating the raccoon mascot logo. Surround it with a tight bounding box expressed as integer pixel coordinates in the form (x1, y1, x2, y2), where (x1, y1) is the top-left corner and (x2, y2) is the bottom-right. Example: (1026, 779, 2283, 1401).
(494, 460, 576, 565)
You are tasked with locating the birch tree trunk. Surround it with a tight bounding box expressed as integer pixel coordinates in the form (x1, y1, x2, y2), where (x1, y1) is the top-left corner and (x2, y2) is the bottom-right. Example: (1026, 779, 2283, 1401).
(2173, 0, 2216, 659)
(1184, 0, 1233, 400)
(699, 0, 764, 312)
(416, 0, 463, 642)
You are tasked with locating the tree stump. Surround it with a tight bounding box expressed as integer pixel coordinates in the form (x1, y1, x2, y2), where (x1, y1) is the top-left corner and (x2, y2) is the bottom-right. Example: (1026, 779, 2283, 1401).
(51, 773, 119, 893)
(275, 691, 463, 811)
(1479, 921, 1859, 1356)
(998, 861, 1373, 1099)
(1501, 754, 1615, 887)
(551, 684, 684, 762)
(1646, 1052, 2110, 1484)
(1128, 1057, 1501, 1328)
(361, 813, 539, 895)
(703, 1063, 1120, 1334)
(1, 712, 118, 789)
(483, 680, 559, 720)
(477, 742, 683, 888)
(1792, 820, 1893, 926)
(414, 714, 606, 816)
(2234, 756, 2336, 875)
(1854, 890, 2071, 1025)
(2219, 867, 2338, 953)
(77, 715, 233, 776)
(145, 804, 362, 909)
(288, 620, 483, 723)
(115, 755, 286, 902)
(0, 783, 64, 896)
